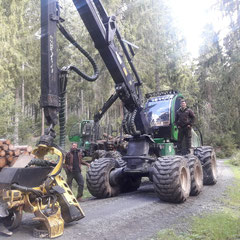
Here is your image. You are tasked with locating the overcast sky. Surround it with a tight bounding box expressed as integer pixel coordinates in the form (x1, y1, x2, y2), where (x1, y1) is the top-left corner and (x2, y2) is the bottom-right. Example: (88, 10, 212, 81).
(168, 0, 225, 58)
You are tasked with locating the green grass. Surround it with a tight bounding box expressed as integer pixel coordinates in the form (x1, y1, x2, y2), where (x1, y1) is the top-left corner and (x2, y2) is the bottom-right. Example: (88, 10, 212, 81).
(229, 151, 240, 167)
(155, 230, 185, 240)
(155, 152, 240, 240)
(189, 212, 240, 240)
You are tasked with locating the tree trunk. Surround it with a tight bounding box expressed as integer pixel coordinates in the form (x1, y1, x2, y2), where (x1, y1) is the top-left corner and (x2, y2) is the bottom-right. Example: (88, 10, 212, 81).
(14, 87, 19, 145)
(81, 89, 84, 117)
(21, 78, 25, 114)
(65, 92, 68, 122)
(155, 69, 160, 91)
(34, 104, 38, 123)
(41, 108, 45, 135)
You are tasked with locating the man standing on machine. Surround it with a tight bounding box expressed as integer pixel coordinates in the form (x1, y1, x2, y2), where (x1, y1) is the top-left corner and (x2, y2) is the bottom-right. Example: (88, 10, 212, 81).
(175, 99, 195, 155)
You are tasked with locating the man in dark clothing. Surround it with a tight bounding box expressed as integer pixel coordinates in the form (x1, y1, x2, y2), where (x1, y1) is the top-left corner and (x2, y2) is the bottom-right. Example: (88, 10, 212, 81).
(175, 99, 195, 155)
(64, 143, 90, 201)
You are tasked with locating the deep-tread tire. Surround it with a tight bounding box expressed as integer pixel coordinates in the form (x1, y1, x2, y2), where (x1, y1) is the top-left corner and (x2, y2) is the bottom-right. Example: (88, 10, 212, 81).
(194, 146, 217, 185)
(186, 155, 203, 196)
(104, 151, 121, 159)
(3, 210, 22, 230)
(91, 150, 107, 161)
(104, 151, 126, 168)
(87, 158, 120, 198)
(120, 176, 142, 193)
(152, 156, 191, 203)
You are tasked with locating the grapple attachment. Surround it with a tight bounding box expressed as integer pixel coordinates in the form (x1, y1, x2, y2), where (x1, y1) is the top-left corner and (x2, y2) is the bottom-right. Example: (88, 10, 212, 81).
(0, 144, 84, 238)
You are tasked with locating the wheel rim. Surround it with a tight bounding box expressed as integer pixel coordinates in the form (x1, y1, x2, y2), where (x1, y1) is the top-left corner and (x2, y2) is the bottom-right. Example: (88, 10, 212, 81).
(109, 167, 117, 187)
(194, 164, 203, 187)
(211, 153, 217, 179)
(180, 167, 189, 193)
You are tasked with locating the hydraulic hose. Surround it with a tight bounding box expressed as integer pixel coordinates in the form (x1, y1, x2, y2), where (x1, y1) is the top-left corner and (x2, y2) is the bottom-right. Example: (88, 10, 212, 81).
(59, 92, 66, 148)
(11, 183, 43, 197)
(122, 112, 130, 134)
(57, 22, 99, 82)
(59, 72, 68, 149)
(129, 109, 141, 136)
(57, 22, 99, 149)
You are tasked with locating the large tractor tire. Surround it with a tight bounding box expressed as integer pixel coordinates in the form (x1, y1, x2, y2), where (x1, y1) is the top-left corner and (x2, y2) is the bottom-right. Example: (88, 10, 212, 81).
(104, 150, 126, 168)
(152, 156, 191, 203)
(87, 158, 120, 198)
(186, 155, 203, 196)
(104, 150, 121, 158)
(194, 146, 217, 185)
(91, 150, 107, 161)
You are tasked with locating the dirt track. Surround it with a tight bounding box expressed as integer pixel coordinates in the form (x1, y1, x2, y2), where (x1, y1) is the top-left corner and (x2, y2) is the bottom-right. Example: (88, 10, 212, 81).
(5, 159, 233, 240)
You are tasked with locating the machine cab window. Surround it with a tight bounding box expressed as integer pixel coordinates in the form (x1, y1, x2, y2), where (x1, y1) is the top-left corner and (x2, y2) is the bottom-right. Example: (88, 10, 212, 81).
(145, 95, 174, 128)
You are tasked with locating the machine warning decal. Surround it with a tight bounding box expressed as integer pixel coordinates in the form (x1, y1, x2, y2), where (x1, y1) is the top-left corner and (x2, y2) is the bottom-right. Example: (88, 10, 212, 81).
(123, 67, 128, 77)
(116, 52, 123, 64)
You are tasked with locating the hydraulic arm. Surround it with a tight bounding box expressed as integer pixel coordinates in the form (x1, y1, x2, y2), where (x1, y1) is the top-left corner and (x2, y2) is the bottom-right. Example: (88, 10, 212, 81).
(72, 0, 150, 136)
(40, 0, 99, 147)
(40, 0, 59, 128)
(40, 0, 151, 143)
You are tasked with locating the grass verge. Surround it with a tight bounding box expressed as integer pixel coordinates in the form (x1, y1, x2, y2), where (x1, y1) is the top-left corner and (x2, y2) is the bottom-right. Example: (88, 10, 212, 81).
(155, 153, 240, 240)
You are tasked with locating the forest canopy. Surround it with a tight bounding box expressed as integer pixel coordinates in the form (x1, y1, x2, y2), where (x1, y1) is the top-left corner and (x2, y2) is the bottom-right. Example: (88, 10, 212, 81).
(0, 0, 239, 157)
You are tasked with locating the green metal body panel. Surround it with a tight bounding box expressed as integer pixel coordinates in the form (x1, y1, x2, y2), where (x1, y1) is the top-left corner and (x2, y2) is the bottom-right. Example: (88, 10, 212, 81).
(160, 142, 175, 156)
(69, 135, 81, 143)
(69, 120, 94, 148)
(170, 93, 183, 141)
(153, 138, 164, 144)
(84, 141, 91, 150)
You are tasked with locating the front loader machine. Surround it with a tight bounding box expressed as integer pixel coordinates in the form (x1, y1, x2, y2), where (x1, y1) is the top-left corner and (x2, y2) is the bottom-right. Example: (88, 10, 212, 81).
(87, 91, 217, 203)
(0, 144, 84, 238)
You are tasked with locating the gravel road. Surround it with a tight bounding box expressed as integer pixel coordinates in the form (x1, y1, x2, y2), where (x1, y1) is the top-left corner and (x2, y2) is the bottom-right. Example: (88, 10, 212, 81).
(4, 159, 234, 240)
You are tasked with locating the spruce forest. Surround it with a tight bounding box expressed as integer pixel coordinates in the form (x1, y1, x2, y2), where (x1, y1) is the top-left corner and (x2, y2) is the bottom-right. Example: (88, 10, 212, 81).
(0, 0, 239, 157)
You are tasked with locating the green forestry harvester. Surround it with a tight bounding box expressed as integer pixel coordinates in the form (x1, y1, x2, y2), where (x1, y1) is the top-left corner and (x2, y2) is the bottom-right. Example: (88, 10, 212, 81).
(73, 1, 217, 202)
(68, 120, 122, 158)
(69, 120, 95, 156)
(87, 90, 217, 202)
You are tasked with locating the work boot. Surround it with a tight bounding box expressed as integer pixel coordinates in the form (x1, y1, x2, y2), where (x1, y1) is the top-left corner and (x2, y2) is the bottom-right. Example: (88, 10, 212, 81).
(77, 197, 83, 202)
(0, 224, 13, 236)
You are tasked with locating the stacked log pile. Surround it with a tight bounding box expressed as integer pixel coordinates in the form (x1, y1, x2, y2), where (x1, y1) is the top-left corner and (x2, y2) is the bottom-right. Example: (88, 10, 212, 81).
(0, 139, 32, 170)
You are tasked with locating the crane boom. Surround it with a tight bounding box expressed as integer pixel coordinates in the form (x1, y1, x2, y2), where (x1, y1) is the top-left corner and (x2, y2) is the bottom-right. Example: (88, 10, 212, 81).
(72, 0, 150, 135)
